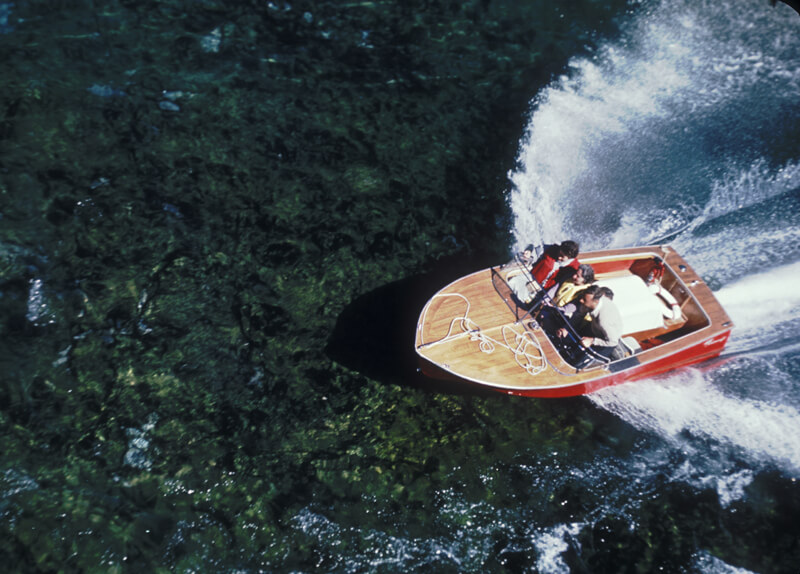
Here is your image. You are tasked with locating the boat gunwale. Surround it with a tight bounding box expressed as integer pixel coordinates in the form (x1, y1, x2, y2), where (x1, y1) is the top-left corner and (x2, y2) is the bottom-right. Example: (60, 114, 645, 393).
(417, 326, 731, 392)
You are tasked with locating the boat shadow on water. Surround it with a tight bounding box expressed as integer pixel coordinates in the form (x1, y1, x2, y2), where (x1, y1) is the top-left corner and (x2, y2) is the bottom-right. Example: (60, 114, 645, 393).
(325, 257, 503, 398)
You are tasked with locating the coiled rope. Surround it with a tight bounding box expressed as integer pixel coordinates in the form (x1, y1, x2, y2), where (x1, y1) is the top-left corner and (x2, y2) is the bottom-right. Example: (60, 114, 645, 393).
(419, 293, 546, 377)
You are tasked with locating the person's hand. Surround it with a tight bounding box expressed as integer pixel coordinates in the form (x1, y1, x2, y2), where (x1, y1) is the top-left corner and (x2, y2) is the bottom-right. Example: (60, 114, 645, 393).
(556, 328, 567, 338)
(581, 336, 594, 347)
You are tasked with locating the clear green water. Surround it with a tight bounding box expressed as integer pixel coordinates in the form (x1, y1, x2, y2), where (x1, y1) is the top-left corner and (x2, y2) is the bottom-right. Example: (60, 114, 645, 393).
(2, 0, 799, 572)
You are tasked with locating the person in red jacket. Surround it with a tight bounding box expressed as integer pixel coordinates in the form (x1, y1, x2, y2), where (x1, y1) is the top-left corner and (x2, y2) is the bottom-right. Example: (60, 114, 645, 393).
(530, 240, 580, 290)
(509, 240, 580, 304)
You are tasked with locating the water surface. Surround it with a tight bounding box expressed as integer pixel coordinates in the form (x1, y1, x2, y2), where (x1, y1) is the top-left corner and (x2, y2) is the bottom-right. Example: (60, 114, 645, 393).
(1, 0, 799, 572)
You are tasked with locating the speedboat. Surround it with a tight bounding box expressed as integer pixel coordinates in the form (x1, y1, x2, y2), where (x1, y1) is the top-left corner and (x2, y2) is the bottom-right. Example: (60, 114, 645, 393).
(414, 245, 733, 397)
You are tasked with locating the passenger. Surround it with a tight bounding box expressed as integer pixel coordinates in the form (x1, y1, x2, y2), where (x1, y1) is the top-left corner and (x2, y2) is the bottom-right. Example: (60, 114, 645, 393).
(508, 240, 580, 305)
(557, 285, 623, 360)
(531, 240, 580, 290)
(519, 244, 536, 267)
(548, 263, 595, 314)
(632, 257, 682, 321)
(537, 265, 594, 333)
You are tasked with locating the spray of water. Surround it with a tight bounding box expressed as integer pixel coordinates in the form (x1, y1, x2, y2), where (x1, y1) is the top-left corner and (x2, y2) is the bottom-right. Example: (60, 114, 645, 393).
(717, 260, 800, 337)
(590, 369, 800, 475)
(509, 0, 800, 484)
(509, 0, 800, 252)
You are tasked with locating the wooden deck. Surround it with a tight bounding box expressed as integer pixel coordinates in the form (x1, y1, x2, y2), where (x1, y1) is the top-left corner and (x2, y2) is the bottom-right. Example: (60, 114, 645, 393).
(415, 245, 733, 395)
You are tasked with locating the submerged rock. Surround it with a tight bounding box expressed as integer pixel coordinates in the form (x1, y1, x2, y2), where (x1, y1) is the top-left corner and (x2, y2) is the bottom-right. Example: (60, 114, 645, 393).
(201, 26, 222, 53)
(158, 100, 181, 112)
(87, 84, 127, 98)
(0, 2, 14, 34)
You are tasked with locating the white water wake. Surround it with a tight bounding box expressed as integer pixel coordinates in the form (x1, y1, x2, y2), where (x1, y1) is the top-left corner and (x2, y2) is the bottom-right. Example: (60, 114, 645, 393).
(715, 260, 800, 346)
(509, 0, 800, 252)
(590, 369, 800, 475)
(587, 260, 800, 478)
(509, 0, 800, 485)
(586, 261, 800, 481)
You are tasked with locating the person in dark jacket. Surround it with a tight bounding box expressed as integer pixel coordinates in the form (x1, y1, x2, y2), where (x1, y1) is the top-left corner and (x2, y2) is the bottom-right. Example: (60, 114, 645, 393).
(557, 285, 623, 360)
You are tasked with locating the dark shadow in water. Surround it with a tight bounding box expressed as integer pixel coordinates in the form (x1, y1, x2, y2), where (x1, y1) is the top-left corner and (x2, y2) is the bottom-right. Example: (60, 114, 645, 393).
(325, 254, 505, 397)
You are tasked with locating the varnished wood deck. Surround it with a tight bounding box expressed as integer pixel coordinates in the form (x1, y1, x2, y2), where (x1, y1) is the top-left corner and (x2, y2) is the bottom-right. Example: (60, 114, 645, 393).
(415, 245, 733, 395)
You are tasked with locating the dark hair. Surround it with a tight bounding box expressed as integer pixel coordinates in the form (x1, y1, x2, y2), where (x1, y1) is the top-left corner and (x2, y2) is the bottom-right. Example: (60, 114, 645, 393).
(559, 240, 579, 259)
(578, 264, 595, 284)
(597, 286, 614, 300)
(582, 284, 613, 300)
(583, 284, 600, 298)
(555, 265, 577, 284)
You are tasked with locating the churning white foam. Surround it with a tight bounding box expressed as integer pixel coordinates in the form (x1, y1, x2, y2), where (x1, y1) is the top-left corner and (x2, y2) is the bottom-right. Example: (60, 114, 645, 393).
(508, 0, 800, 252)
(715, 260, 800, 335)
(695, 159, 800, 229)
(532, 522, 582, 574)
(589, 370, 800, 475)
(508, 13, 694, 249)
(693, 550, 758, 574)
(508, 0, 800, 491)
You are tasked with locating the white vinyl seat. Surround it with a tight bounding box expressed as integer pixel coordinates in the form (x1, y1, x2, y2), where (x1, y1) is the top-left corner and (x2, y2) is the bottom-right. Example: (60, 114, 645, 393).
(596, 275, 671, 334)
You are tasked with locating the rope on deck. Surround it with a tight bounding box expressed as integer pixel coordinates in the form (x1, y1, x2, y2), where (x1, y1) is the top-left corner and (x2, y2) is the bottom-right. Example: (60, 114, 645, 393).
(419, 293, 546, 376)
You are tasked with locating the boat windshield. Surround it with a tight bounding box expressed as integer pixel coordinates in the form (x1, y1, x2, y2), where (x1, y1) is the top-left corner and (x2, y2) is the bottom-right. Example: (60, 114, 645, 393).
(535, 305, 611, 368)
(490, 259, 539, 322)
(491, 262, 610, 369)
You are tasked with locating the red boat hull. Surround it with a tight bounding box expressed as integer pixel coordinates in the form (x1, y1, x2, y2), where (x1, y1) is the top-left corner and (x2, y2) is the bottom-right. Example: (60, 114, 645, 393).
(415, 246, 734, 398)
(420, 329, 730, 397)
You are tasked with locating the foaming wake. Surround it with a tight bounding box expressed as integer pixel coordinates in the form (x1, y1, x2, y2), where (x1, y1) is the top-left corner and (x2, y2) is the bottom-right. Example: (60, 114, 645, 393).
(509, 0, 800, 484)
(504, 4, 800, 559)
(693, 551, 758, 574)
(532, 523, 582, 574)
(589, 369, 800, 475)
(585, 258, 800, 484)
(670, 161, 800, 285)
(509, 0, 800, 252)
(715, 259, 800, 337)
(684, 258, 800, 363)
(693, 159, 800, 230)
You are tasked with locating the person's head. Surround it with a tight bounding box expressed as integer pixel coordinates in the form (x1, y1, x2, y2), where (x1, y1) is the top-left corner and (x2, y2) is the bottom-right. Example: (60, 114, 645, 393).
(574, 264, 595, 285)
(580, 284, 613, 309)
(597, 286, 614, 300)
(558, 240, 579, 261)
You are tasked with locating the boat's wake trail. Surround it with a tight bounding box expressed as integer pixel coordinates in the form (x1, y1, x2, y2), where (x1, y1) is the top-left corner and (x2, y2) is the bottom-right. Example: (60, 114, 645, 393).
(669, 161, 800, 287)
(581, 252, 800, 485)
(507, 0, 800, 494)
(588, 261, 800, 476)
(509, 0, 800, 254)
(589, 369, 800, 476)
(712, 260, 800, 352)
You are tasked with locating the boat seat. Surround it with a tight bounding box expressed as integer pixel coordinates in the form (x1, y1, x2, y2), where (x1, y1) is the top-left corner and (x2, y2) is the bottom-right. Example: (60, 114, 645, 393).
(620, 336, 642, 355)
(596, 274, 676, 335)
